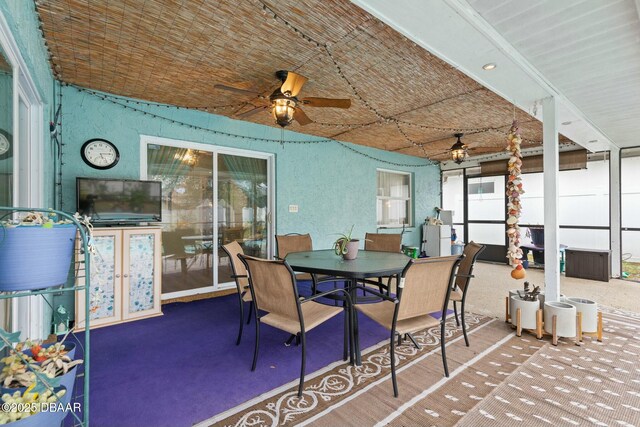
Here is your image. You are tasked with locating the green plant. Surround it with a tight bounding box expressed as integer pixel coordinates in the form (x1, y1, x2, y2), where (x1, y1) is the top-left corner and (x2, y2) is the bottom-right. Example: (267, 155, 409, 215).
(333, 225, 356, 256)
(333, 226, 371, 256)
(516, 281, 540, 302)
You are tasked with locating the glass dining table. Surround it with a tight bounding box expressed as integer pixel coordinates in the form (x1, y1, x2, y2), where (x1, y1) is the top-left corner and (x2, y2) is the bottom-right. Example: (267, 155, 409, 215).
(285, 249, 411, 365)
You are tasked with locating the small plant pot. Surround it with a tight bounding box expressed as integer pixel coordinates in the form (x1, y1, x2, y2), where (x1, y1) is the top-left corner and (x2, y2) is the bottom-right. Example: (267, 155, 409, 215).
(0, 225, 76, 291)
(544, 301, 576, 337)
(538, 292, 566, 309)
(1, 386, 68, 427)
(510, 296, 539, 330)
(565, 297, 598, 333)
(342, 240, 359, 260)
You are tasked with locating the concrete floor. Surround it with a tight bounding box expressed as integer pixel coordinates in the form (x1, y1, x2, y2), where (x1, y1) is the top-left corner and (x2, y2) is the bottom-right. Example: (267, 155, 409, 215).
(464, 262, 640, 319)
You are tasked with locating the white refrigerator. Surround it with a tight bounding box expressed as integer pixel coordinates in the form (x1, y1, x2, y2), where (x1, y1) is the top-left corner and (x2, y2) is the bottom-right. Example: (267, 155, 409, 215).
(422, 224, 452, 257)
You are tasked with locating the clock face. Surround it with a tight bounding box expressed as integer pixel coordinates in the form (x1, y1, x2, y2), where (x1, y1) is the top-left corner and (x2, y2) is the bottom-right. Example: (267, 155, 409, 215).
(0, 134, 10, 157)
(81, 139, 119, 170)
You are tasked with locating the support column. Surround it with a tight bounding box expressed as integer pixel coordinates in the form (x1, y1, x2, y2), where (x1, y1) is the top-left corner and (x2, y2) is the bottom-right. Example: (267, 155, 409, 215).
(610, 148, 621, 278)
(542, 97, 560, 302)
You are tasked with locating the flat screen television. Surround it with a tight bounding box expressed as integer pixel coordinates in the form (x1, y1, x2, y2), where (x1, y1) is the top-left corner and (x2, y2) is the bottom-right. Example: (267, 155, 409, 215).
(77, 177, 162, 225)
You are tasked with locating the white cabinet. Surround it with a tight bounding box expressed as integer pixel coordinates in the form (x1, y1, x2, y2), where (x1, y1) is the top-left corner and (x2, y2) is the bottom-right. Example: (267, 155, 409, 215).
(422, 225, 452, 257)
(76, 227, 162, 330)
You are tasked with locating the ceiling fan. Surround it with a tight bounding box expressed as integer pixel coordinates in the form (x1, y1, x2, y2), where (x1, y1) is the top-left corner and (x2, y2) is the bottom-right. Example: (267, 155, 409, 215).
(430, 133, 485, 163)
(214, 70, 351, 127)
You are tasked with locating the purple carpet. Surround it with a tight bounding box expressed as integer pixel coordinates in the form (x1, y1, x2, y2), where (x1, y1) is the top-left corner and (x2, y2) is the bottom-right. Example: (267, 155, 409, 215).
(71, 282, 410, 427)
(67, 281, 451, 427)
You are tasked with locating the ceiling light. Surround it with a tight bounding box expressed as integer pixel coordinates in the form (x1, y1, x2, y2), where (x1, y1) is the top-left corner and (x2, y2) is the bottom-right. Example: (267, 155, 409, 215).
(561, 121, 572, 126)
(271, 96, 296, 128)
(450, 133, 468, 164)
(588, 139, 598, 143)
(482, 63, 497, 70)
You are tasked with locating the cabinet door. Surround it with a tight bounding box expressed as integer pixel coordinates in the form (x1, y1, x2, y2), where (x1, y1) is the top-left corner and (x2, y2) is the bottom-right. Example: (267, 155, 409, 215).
(122, 229, 162, 320)
(76, 229, 122, 329)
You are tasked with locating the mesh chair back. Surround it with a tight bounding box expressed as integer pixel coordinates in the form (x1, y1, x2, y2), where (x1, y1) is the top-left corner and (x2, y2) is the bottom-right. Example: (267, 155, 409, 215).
(454, 241, 485, 292)
(397, 255, 462, 321)
(276, 233, 313, 258)
(240, 255, 300, 322)
(221, 241, 248, 290)
(364, 233, 402, 253)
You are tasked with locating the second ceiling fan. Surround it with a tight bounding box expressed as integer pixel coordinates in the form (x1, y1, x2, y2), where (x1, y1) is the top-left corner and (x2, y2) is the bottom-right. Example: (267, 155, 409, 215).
(215, 70, 351, 127)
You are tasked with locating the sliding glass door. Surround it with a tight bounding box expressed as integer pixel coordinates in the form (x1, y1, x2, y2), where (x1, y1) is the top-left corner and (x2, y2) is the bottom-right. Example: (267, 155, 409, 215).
(217, 154, 269, 285)
(143, 138, 273, 299)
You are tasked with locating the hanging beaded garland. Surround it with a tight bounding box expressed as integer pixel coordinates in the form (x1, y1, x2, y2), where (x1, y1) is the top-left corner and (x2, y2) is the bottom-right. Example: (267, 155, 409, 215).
(506, 120, 525, 279)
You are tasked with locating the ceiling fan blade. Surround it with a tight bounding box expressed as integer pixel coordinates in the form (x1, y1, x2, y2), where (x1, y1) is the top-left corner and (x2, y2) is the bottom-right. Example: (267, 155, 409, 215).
(301, 97, 351, 109)
(280, 71, 308, 97)
(214, 84, 261, 97)
(236, 105, 267, 118)
(293, 107, 313, 126)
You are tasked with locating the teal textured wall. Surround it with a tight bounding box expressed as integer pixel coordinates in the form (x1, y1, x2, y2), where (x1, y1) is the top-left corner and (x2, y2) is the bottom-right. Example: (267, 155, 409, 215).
(0, 1, 55, 206)
(61, 85, 441, 250)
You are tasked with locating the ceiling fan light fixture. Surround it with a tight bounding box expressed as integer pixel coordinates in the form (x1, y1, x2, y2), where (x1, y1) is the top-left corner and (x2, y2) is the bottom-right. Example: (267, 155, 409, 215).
(450, 133, 468, 164)
(272, 97, 296, 127)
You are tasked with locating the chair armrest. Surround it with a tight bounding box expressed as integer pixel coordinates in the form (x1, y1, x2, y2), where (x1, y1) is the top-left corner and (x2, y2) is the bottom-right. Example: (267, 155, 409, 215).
(301, 288, 353, 305)
(353, 285, 398, 303)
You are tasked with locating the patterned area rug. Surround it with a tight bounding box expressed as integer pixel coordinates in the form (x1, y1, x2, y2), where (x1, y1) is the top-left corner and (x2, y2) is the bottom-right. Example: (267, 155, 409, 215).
(458, 307, 640, 427)
(197, 313, 498, 426)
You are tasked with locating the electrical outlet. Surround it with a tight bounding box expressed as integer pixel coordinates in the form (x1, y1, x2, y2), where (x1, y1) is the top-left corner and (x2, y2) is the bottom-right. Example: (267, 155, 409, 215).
(288, 204, 299, 213)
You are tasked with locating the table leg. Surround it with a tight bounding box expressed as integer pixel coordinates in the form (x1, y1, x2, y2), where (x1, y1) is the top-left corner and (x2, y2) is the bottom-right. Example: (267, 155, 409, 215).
(348, 278, 362, 366)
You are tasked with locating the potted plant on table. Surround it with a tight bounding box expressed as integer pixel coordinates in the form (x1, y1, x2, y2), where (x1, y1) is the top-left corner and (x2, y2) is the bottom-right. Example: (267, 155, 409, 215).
(333, 225, 368, 260)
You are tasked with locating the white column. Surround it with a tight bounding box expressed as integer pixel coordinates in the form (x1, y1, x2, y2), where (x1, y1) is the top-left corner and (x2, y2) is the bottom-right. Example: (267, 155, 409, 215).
(543, 96, 560, 302)
(610, 148, 621, 278)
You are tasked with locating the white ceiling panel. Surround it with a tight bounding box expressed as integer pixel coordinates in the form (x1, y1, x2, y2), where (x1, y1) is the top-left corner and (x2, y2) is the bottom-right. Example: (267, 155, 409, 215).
(468, 0, 640, 147)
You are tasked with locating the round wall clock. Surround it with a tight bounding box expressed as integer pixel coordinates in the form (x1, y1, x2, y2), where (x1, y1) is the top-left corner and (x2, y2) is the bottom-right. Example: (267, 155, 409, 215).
(81, 139, 120, 170)
(0, 133, 10, 159)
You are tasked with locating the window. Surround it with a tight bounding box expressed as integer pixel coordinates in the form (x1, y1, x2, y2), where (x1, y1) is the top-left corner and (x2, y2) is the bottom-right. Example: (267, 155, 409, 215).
(468, 182, 494, 195)
(377, 169, 412, 227)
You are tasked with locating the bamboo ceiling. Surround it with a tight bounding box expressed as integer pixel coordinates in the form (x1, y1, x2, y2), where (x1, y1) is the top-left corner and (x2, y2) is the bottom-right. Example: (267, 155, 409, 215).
(35, 0, 572, 162)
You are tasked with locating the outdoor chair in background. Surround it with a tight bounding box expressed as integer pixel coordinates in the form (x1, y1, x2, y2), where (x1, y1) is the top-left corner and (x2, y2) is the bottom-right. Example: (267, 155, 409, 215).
(355, 255, 464, 397)
(363, 232, 403, 295)
(449, 241, 486, 346)
(238, 254, 353, 397)
(162, 229, 197, 274)
(221, 241, 253, 346)
(276, 233, 334, 295)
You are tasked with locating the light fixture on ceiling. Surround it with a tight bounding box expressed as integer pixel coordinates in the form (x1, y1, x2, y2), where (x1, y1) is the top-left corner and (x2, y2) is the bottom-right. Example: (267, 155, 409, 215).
(450, 133, 468, 164)
(271, 94, 297, 128)
(588, 139, 598, 144)
(482, 62, 497, 70)
(561, 121, 572, 126)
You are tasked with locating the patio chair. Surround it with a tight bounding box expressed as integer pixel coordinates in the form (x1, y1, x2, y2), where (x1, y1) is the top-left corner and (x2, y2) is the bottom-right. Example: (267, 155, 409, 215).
(162, 229, 196, 274)
(363, 232, 403, 295)
(355, 255, 463, 397)
(449, 241, 486, 347)
(238, 254, 353, 397)
(221, 241, 253, 346)
(276, 233, 330, 293)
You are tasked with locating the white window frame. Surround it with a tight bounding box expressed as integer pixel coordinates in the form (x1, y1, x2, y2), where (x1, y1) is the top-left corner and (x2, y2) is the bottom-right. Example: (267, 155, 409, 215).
(376, 168, 413, 228)
(0, 10, 46, 340)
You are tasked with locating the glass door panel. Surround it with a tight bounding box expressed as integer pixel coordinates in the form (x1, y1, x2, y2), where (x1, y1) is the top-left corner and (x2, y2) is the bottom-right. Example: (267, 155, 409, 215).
(147, 145, 214, 295)
(467, 175, 506, 262)
(217, 154, 268, 287)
